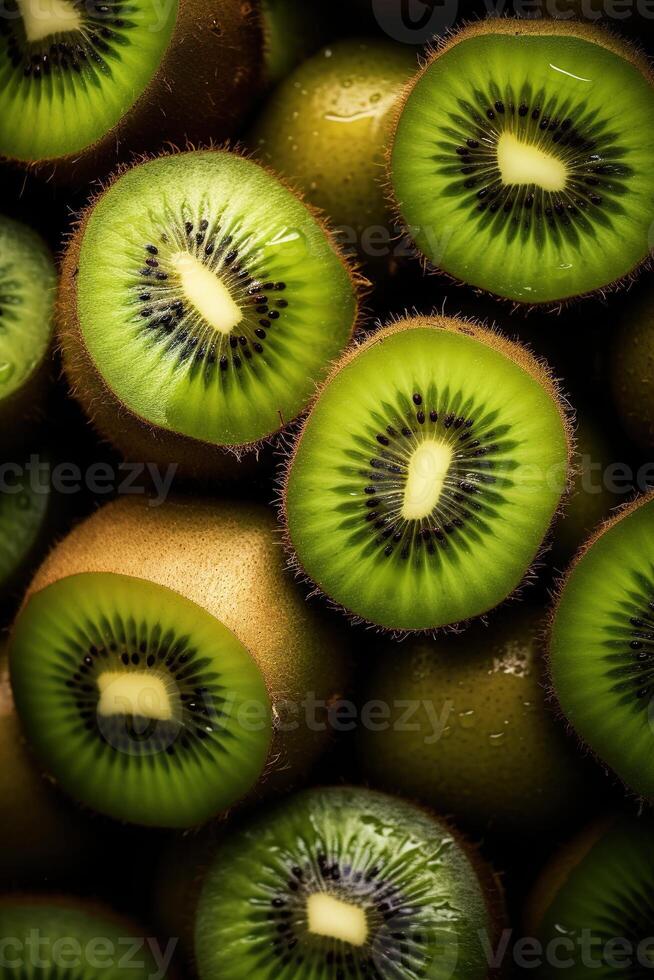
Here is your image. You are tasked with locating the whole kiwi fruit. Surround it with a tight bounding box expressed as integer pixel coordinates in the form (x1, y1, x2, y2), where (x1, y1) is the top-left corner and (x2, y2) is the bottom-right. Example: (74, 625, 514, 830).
(358, 605, 598, 836)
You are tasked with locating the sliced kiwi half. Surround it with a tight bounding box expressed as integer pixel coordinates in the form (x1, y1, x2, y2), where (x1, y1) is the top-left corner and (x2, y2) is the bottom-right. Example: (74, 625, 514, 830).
(0, 895, 162, 977)
(358, 605, 595, 835)
(528, 816, 654, 976)
(0, 215, 55, 431)
(9, 496, 349, 827)
(283, 315, 570, 632)
(0, 0, 262, 178)
(59, 149, 359, 474)
(195, 786, 503, 980)
(389, 20, 654, 305)
(550, 492, 654, 801)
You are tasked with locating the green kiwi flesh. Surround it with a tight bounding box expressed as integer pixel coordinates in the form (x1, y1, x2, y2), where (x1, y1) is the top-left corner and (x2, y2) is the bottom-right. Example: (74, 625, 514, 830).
(0, 0, 262, 175)
(0, 896, 163, 978)
(10, 496, 349, 826)
(284, 315, 570, 632)
(551, 493, 654, 800)
(10, 572, 272, 827)
(531, 816, 654, 976)
(251, 39, 416, 244)
(0, 215, 55, 422)
(59, 150, 358, 459)
(195, 786, 500, 980)
(359, 606, 593, 835)
(390, 20, 654, 305)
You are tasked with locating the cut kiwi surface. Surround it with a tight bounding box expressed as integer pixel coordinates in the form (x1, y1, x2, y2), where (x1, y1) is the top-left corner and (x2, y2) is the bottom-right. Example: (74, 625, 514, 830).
(59, 150, 358, 467)
(0, 896, 163, 978)
(0, 215, 55, 425)
(530, 816, 654, 976)
(390, 20, 654, 305)
(284, 315, 570, 632)
(9, 497, 348, 827)
(195, 786, 501, 980)
(0, 0, 262, 175)
(359, 606, 594, 834)
(11, 573, 271, 827)
(551, 492, 654, 801)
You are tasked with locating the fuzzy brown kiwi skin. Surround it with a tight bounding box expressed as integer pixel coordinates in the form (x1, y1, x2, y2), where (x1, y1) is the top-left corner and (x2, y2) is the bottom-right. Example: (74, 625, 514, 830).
(280, 314, 574, 639)
(58, 147, 365, 481)
(385, 18, 654, 314)
(4, 0, 265, 186)
(18, 495, 351, 819)
(545, 490, 654, 801)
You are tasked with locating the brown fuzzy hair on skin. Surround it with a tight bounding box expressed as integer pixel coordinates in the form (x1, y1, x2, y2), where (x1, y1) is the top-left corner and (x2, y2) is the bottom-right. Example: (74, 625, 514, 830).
(17, 495, 351, 824)
(385, 17, 654, 313)
(57, 146, 366, 482)
(4, 0, 265, 185)
(280, 314, 574, 639)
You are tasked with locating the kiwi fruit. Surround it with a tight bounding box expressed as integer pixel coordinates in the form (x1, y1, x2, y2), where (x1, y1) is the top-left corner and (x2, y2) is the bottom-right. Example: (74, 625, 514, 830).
(0, 652, 98, 883)
(283, 314, 571, 632)
(0, 0, 263, 181)
(58, 149, 359, 478)
(250, 39, 416, 259)
(9, 496, 349, 828)
(611, 284, 654, 449)
(527, 815, 654, 975)
(0, 895, 165, 977)
(358, 605, 596, 835)
(550, 492, 654, 801)
(0, 214, 55, 434)
(389, 20, 654, 305)
(194, 786, 504, 980)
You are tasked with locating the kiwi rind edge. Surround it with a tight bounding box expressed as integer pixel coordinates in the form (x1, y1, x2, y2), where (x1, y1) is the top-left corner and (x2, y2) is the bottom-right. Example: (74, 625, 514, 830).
(385, 18, 654, 312)
(280, 313, 574, 637)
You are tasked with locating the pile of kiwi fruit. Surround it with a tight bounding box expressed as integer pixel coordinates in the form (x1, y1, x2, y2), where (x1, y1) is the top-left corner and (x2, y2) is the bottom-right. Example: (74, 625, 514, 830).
(2, 0, 654, 974)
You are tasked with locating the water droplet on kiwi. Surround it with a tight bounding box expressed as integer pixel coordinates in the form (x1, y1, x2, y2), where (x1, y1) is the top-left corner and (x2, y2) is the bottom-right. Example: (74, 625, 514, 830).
(459, 709, 476, 729)
(0, 361, 15, 383)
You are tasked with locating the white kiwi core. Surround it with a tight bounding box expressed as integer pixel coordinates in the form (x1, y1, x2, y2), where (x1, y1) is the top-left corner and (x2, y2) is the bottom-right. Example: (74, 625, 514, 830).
(96, 672, 173, 721)
(497, 132, 567, 192)
(306, 893, 369, 947)
(402, 439, 453, 521)
(17, 0, 83, 43)
(171, 252, 243, 336)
